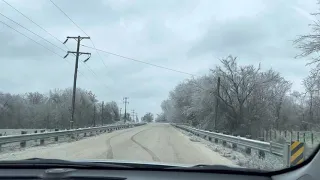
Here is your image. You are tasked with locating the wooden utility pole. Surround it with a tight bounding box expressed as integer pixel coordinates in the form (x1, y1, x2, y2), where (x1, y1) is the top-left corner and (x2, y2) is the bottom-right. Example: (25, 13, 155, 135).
(123, 97, 129, 123)
(63, 36, 91, 129)
(101, 101, 104, 126)
(214, 77, 221, 131)
(93, 104, 96, 127)
(135, 113, 138, 122)
(131, 110, 135, 121)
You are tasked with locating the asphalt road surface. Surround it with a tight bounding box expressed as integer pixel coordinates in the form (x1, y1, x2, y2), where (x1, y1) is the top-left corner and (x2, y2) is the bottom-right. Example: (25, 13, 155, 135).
(0, 123, 235, 166)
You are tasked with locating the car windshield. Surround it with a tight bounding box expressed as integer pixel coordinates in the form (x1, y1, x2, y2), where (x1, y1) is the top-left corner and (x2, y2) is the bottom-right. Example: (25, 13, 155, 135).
(1, 0, 320, 172)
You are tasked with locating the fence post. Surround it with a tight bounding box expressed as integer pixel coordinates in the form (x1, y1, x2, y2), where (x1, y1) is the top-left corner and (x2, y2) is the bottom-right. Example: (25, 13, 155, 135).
(270, 130, 272, 141)
(311, 133, 314, 146)
(303, 133, 306, 143)
(297, 132, 300, 141)
(290, 131, 293, 142)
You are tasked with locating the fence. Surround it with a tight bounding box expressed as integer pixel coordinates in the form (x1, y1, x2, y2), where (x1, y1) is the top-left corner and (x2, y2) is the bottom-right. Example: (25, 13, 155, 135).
(262, 130, 320, 148)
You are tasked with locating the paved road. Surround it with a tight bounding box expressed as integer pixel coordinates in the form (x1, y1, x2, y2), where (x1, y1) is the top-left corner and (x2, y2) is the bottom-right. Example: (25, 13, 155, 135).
(0, 124, 235, 166)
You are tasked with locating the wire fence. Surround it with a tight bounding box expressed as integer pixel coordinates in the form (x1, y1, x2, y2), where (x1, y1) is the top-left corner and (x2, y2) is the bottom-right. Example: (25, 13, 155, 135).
(261, 129, 320, 149)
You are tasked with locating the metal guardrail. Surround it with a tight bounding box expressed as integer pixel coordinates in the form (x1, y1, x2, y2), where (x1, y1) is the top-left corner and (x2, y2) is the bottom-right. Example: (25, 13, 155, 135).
(0, 123, 146, 146)
(172, 124, 291, 167)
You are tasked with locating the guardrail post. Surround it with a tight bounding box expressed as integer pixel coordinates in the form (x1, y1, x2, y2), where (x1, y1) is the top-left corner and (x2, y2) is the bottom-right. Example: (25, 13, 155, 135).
(245, 147, 251, 155)
(34, 130, 38, 142)
(214, 138, 218, 143)
(222, 140, 227, 146)
(20, 131, 27, 148)
(40, 130, 45, 145)
(258, 150, 265, 159)
(84, 132, 87, 137)
(283, 143, 290, 168)
(54, 129, 59, 141)
(232, 143, 237, 150)
(0, 133, 2, 151)
(208, 137, 212, 141)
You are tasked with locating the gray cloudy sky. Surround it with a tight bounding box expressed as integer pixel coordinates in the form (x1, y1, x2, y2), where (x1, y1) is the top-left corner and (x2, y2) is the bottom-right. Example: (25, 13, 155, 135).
(0, 0, 318, 117)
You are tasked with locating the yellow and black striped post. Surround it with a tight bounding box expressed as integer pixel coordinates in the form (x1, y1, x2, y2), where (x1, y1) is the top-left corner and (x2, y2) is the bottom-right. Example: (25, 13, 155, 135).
(290, 141, 305, 166)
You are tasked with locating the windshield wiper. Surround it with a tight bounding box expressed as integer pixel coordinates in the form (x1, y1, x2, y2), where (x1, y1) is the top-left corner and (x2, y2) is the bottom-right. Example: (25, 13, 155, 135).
(0, 158, 133, 169)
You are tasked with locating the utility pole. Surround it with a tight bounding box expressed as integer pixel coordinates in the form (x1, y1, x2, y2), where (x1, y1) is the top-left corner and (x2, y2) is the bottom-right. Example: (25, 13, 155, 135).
(135, 113, 138, 123)
(123, 97, 129, 123)
(93, 104, 96, 127)
(119, 108, 122, 121)
(63, 36, 91, 129)
(101, 101, 104, 126)
(214, 77, 221, 131)
(131, 110, 135, 121)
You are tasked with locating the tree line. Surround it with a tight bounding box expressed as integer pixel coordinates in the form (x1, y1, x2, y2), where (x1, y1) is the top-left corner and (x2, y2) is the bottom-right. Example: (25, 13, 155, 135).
(156, 2, 320, 137)
(0, 88, 121, 129)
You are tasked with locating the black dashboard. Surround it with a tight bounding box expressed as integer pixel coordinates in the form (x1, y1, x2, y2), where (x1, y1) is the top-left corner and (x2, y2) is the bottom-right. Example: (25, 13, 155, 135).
(0, 168, 272, 180)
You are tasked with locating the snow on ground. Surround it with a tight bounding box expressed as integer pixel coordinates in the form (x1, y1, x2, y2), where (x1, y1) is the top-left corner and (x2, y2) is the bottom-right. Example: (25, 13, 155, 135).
(176, 128, 284, 170)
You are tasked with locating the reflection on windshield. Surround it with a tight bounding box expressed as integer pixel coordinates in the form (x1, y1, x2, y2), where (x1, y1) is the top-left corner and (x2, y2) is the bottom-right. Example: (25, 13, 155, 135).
(0, 0, 320, 171)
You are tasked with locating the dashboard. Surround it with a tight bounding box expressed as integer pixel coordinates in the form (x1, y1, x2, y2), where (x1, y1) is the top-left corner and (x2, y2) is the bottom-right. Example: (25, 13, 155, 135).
(0, 168, 271, 180)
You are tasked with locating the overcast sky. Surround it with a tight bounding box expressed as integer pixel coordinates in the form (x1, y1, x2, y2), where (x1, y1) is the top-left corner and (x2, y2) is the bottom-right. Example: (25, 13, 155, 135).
(0, 0, 318, 117)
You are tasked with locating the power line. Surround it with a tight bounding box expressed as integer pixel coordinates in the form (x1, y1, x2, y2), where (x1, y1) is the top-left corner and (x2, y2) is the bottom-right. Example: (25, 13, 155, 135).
(0, 19, 65, 59)
(81, 61, 98, 78)
(1, 0, 74, 54)
(49, 0, 87, 36)
(0, 18, 94, 83)
(2, 0, 109, 89)
(49, 0, 109, 71)
(1, 0, 64, 44)
(0, 12, 66, 53)
(81, 45, 196, 76)
(81, 62, 110, 90)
